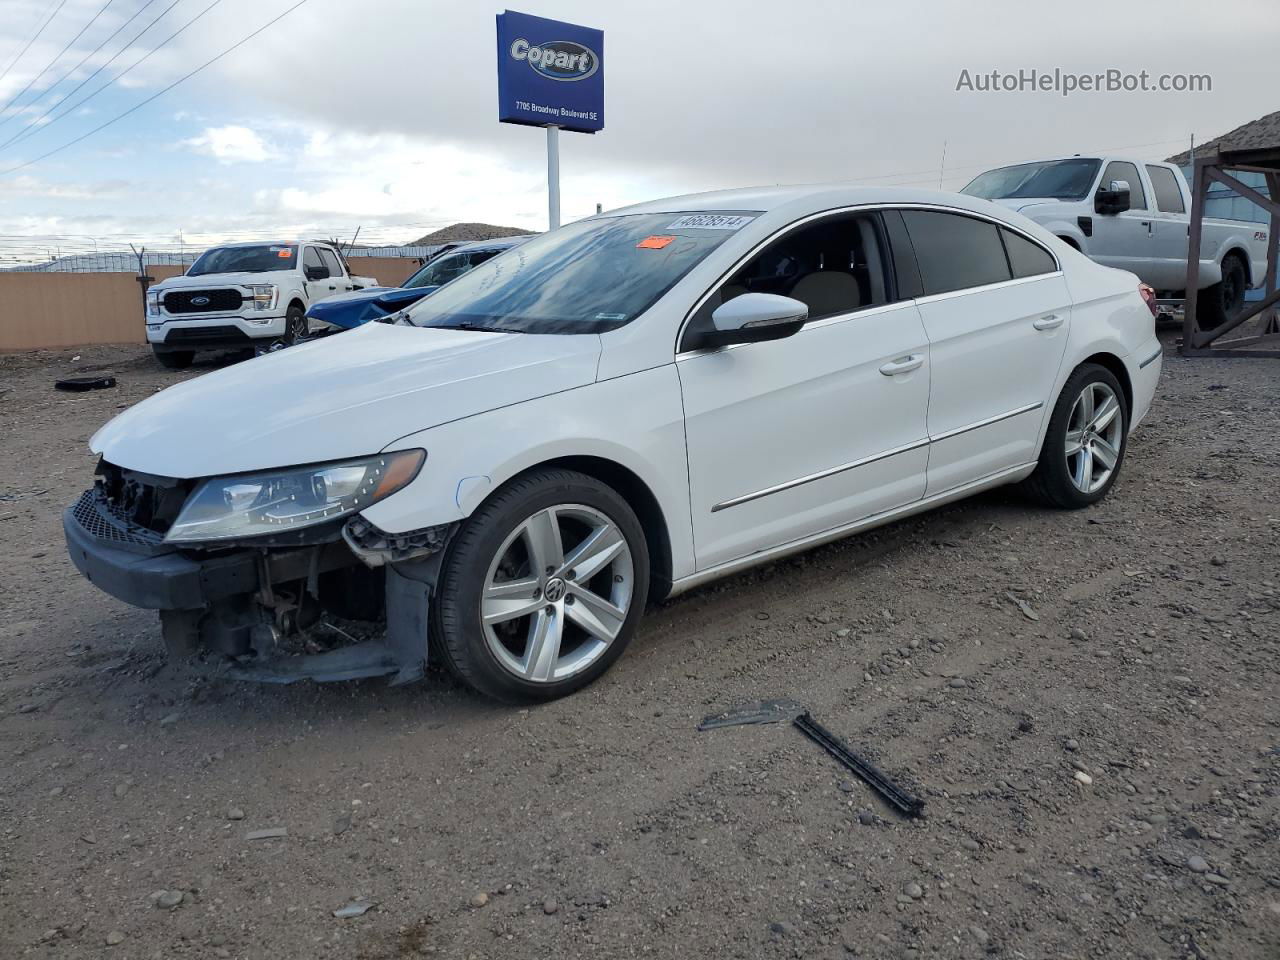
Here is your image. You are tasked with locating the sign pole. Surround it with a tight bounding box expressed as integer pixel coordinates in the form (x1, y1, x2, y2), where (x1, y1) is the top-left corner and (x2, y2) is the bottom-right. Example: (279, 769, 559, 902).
(546, 125, 561, 230)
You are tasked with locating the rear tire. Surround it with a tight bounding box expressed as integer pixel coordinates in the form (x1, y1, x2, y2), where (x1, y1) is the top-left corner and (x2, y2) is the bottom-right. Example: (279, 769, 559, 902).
(434, 469, 650, 702)
(1198, 255, 1246, 330)
(152, 347, 194, 369)
(1022, 363, 1129, 509)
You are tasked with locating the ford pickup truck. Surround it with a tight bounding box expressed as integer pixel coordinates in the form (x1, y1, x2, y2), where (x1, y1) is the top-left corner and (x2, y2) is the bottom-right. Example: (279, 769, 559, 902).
(962, 156, 1269, 325)
(145, 241, 376, 368)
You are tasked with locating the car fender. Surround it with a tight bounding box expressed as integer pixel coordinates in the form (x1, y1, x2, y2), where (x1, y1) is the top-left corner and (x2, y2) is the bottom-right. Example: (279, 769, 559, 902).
(1037, 218, 1088, 253)
(359, 364, 697, 581)
(284, 280, 308, 307)
(1213, 238, 1260, 286)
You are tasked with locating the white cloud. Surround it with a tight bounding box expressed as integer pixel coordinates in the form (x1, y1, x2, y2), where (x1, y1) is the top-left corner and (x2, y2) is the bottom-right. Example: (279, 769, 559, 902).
(182, 125, 279, 163)
(2, 0, 1278, 253)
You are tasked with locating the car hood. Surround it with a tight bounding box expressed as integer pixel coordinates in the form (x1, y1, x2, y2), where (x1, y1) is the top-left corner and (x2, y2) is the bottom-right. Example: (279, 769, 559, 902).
(308, 285, 440, 329)
(989, 198, 1061, 214)
(310, 285, 398, 306)
(154, 271, 288, 289)
(91, 322, 602, 478)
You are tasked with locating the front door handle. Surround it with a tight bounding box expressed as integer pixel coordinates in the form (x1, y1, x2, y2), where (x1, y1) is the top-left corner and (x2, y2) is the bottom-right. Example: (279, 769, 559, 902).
(879, 354, 925, 376)
(1033, 314, 1064, 331)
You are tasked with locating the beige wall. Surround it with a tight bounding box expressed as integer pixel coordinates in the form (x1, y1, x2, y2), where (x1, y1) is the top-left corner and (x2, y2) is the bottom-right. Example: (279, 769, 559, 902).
(0, 259, 424, 351)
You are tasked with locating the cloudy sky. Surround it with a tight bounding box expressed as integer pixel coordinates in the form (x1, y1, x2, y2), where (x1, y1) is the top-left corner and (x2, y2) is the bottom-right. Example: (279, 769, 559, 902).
(0, 0, 1276, 262)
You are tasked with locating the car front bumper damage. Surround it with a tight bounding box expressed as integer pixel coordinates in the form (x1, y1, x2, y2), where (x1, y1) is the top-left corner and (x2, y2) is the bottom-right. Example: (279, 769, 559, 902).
(63, 483, 455, 685)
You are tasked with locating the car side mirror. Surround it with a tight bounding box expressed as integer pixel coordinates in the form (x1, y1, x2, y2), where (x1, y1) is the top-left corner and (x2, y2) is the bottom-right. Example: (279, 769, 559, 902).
(1095, 179, 1131, 215)
(699, 293, 808, 349)
(305, 265, 328, 281)
(701, 295, 808, 350)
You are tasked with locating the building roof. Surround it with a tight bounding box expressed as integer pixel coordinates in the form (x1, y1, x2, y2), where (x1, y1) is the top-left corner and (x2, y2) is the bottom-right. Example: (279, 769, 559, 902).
(1167, 110, 1280, 165)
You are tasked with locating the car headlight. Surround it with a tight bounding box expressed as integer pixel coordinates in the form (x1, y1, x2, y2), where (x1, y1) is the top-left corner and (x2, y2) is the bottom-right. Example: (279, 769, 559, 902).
(146, 290, 162, 317)
(164, 450, 425, 544)
(248, 284, 278, 311)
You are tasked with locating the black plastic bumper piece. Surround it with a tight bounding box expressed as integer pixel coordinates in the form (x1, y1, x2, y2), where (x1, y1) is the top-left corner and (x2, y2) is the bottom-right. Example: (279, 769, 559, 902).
(793, 712, 926, 818)
(161, 325, 256, 348)
(63, 506, 257, 610)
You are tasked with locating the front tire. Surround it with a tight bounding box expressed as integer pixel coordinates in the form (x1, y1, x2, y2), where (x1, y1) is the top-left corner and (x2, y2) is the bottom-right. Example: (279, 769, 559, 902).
(1022, 363, 1129, 509)
(434, 469, 650, 702)
(282, 304, 308, 345)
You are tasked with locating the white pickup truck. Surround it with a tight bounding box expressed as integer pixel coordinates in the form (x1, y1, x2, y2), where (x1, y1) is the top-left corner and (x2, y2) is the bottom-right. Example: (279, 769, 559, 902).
(145, 240, 376, 368)
(962, 156, 1269, 325)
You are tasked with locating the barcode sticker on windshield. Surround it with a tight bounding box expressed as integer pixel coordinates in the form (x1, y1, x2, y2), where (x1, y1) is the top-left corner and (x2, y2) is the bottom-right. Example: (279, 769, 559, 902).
(666, 214, 755, 231)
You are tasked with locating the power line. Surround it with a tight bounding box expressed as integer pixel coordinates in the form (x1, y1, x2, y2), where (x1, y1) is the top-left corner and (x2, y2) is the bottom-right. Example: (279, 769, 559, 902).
(1, 0, 196, 152)
(0, 0, 67, 88)
(7, 0, 162, 144)
(0, 0, 117, 128)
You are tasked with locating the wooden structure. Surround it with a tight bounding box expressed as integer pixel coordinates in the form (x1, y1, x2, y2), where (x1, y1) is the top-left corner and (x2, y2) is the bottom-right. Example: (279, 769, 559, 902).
(1170, 111, 1280, 357)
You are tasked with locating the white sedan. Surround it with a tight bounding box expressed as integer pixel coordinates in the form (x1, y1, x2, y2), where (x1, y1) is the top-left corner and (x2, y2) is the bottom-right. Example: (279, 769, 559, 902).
(65, 185, 1163, 701)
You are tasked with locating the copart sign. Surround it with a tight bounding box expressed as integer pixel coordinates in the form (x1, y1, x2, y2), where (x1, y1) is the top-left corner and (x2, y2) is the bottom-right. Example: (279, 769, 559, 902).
(496, 10, 604, 134)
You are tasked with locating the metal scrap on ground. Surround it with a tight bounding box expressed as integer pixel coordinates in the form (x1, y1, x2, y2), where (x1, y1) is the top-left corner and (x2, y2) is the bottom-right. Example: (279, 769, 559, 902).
(698, 700, 925, 818)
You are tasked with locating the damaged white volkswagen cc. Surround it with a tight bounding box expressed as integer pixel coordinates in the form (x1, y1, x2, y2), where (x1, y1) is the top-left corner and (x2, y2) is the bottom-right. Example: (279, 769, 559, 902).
(64, 185, 1163, 702)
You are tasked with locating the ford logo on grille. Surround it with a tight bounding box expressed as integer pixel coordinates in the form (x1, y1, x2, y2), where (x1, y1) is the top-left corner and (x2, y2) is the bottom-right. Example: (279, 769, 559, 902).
(190, 296, 210, 306)
(509, 38, 599, 82)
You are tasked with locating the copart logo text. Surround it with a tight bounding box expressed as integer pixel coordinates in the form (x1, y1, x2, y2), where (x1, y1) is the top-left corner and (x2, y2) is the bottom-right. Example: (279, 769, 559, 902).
(509, 38, 599, 82)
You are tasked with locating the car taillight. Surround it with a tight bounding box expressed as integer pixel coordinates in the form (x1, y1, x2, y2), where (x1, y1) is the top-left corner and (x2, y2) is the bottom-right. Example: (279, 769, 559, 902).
(1138, 283, 1159, 319)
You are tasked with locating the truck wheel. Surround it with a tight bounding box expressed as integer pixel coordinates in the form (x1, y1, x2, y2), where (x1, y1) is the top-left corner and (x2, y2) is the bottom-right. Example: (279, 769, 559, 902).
(434, 468, 650, 702)
(1198, 255, 1246, 330)
(283, 304, 308, 345)
(153, 347, 194, 369)
(1021, 363, 1129, 510)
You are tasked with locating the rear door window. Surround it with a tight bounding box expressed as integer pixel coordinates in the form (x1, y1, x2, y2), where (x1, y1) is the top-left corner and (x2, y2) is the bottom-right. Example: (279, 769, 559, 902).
(900, 211, 1013, 296)
(1000, 228, 1058, 278)
(1145, 165, 1186, 213)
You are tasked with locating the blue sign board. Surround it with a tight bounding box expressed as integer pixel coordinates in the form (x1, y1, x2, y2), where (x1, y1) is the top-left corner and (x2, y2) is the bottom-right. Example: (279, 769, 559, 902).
(496, 10, 603, 134)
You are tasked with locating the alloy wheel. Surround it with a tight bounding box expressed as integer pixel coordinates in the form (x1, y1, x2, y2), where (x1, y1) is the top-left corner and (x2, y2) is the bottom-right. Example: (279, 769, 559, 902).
(480, 504, 634, 683)
(1064, 382, 1123, 494)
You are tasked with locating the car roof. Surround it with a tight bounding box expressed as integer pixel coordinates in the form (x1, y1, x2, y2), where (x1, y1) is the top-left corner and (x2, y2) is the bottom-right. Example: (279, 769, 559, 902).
(604, 182, 1037, 223)
(442, 236, 535, 254)
(200, 240, 327, 250)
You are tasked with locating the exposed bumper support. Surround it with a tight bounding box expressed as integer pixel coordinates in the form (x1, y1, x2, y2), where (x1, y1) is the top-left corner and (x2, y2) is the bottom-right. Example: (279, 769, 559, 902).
(64, 489, 458, 686)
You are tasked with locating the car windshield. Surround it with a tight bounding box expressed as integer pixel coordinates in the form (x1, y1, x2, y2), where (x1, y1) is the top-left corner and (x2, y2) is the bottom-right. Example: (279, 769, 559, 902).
(404, 247, 511, 289)
(187, 244, 297, 276)
(961, 159, 1102, 201)
(405, 213, 748, 334)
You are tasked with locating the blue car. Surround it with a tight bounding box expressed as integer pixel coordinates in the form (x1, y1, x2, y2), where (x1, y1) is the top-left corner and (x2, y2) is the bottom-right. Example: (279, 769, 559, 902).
(306, 236, 531, 331)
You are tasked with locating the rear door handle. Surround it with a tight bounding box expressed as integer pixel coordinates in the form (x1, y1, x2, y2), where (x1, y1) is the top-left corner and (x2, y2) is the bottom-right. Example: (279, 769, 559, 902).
(879, 354, 925, 376)
(1033, 314, 1064, 331)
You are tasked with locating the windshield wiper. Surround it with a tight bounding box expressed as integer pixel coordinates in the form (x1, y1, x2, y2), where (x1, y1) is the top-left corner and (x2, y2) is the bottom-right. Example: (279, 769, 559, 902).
(426, 321, 524, 334)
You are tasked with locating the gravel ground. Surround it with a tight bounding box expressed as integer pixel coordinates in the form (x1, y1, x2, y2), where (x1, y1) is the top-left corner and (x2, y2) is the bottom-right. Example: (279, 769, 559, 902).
(0, 337, 1277, 960)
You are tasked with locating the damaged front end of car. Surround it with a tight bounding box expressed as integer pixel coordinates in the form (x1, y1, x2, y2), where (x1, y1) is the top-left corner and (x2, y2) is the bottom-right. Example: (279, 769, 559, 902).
(63, 453, 456, 685)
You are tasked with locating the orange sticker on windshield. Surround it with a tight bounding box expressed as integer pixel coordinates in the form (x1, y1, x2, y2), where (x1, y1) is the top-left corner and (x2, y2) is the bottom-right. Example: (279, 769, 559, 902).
(637, 235, 674, 249)
(277, 248, 292, 257)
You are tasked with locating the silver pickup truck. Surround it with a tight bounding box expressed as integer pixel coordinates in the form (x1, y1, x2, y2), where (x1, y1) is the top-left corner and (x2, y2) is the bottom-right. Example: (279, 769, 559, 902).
(963, 156, 1269, 325)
